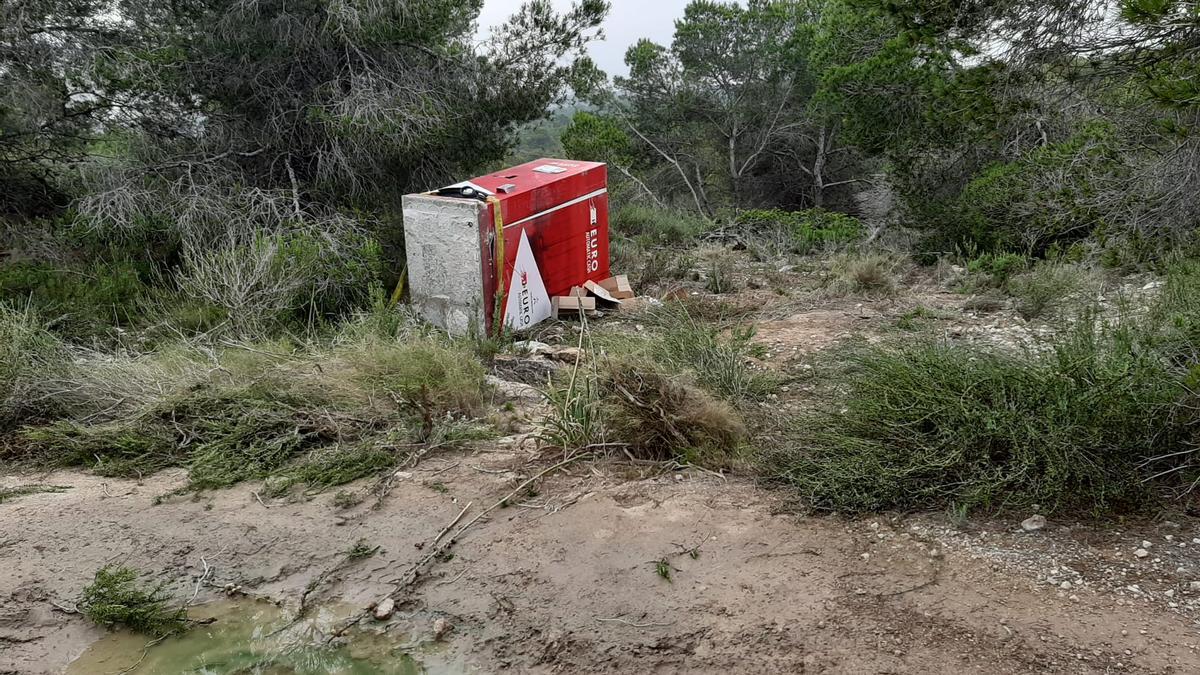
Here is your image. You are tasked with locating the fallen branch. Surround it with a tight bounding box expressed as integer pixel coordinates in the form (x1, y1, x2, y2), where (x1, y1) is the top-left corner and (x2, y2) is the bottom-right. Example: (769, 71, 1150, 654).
(433, 502, 472, 546)
(595, 616, 675, 628)
(327, 453, 590, 640)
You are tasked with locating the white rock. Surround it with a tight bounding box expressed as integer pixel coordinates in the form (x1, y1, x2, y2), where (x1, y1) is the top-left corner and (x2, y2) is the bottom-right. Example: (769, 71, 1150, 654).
(1134, 548, 1150, 559)
(373, 597, 395, 621)
(1142, 540, 1153, 549)
(1060, 581, 1072, 590)
(485, 375, 542, 402)
(1190, 581, 1200, 592)
(1021, 515, 1047, 532)
(1165, 589, 1175, 598)
(513, 340, 551, 355)
(433, 617, 452, 640)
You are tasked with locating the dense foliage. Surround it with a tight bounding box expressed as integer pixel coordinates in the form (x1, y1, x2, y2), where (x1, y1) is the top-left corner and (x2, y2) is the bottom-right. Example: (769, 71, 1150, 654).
(2, 0, 608, 335)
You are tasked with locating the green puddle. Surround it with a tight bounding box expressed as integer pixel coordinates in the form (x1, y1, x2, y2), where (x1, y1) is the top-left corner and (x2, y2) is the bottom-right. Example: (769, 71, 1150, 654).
(68, 599, 434, 674)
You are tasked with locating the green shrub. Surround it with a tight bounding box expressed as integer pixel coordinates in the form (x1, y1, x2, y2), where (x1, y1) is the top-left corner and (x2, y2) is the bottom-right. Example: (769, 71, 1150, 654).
(0, 259, 151, 339)
(767, 291, 1199, 514)
(263, 442, 397, 497)
(80, 566, 187, 637)
(964, 251, 1028, 288)
(928, 121, 1129, 255)
(738, 208, 862, 255)
(21, 420, 180, 477)
(1006, 261, 1090, 319)
(177, 228, 381, 336)
(348, 338, 487, 419)
(0, 303, 68, 429)
(611, 205, 710, 245)
(648, 304, 776, 401)
(539, 368, 606, 452)
(828, 250, 906, 296)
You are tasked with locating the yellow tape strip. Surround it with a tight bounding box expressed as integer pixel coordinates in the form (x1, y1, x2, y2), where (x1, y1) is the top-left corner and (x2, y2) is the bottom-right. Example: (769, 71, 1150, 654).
(387, 267, 407, 307)
(487, 195, 506, 335)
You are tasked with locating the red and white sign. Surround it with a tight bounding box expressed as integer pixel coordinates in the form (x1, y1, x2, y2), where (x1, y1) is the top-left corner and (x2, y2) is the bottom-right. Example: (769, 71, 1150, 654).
(503, 229, 552, 330)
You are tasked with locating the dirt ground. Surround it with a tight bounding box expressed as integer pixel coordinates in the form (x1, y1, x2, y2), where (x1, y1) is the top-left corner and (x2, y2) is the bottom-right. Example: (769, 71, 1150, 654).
(3, 263, 1199, 674)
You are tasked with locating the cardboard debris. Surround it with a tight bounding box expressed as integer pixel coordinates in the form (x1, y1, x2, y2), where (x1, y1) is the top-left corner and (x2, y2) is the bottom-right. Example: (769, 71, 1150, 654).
(598, 275, 635, 300)
(583, 279, 622, 305)
(552, 295, 596, 319)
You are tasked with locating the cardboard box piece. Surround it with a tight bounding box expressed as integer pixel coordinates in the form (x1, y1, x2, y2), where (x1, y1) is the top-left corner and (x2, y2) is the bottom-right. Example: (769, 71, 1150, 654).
(598, 275, 634, 299)
(583, 279, 621, 305)
(552, 296, 596, 319)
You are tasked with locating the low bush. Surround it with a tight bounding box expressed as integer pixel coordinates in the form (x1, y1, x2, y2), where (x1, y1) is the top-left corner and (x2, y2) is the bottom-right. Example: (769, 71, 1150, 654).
(177, 228, 381, 336)
(737, 208, 862, 255)
(827, 250, 907, 297)
(648, 303, 776, 401)
(0, 303, 69, 430)
(767, 260, 1200, 514)
(80, 566, 188, 637)
(0, 259, 152, 339)
(263, 442, 397, 498)
(611, 205, 710, 246)
(1006, 261, 1091, 319)
(348, 338, 488, 420)
(11, 333, 488, 493)
(963, 251, 1028, 289)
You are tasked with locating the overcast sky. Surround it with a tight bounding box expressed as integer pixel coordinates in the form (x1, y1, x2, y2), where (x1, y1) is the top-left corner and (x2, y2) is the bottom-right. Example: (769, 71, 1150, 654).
(478, 0, 697, 76)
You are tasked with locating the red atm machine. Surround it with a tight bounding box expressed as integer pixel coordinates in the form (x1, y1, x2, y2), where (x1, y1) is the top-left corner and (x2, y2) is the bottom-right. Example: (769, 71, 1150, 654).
(402, 159, 610, 334)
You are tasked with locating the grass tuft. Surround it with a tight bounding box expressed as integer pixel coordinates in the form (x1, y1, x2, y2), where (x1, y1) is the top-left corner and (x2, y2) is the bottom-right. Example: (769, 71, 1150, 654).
(80, 566, 188, 637)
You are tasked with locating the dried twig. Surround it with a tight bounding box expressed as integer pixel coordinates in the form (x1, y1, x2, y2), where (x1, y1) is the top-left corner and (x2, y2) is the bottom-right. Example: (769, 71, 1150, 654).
(433, 502, 472, 546)
(595, 616, 676, 628)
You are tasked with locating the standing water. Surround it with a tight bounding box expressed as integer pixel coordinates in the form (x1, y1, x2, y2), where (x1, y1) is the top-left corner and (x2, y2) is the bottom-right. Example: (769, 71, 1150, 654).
(67, 599, 435, 674)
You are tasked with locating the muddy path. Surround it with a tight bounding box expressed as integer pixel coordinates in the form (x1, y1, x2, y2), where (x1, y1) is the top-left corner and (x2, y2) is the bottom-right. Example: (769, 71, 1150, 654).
(4, 448, 1200, 674)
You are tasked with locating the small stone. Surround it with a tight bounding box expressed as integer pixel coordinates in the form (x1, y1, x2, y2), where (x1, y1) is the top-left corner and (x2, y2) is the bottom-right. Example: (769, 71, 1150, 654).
(513, 340, 552, 355)
(545, 346, 585, 363)
(674, 473, 683, 482)
(1021, 515, 1047, 532)
(373, 597, 395, 621)
(1142, 540, 1153, 549)
(1134, 548, 1150, 559)
(1060, 581, 1072, 590)
(393, 471, 413, 480)
(1190, 581, 1200, 592)
(1166, 589, 1176, 598)
(433, 617, 452, 640)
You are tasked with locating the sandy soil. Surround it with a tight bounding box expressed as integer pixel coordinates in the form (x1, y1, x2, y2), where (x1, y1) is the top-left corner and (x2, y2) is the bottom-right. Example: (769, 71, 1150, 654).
(3, 450, 1200, 674)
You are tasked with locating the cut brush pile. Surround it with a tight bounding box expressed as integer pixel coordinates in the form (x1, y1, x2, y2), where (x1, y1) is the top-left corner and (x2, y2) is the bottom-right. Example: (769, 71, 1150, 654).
(4, 327, 489, 496)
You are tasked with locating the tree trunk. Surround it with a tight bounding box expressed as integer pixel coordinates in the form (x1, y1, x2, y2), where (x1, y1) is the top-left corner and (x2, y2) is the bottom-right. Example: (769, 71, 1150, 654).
(812, 125, 828, 208)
